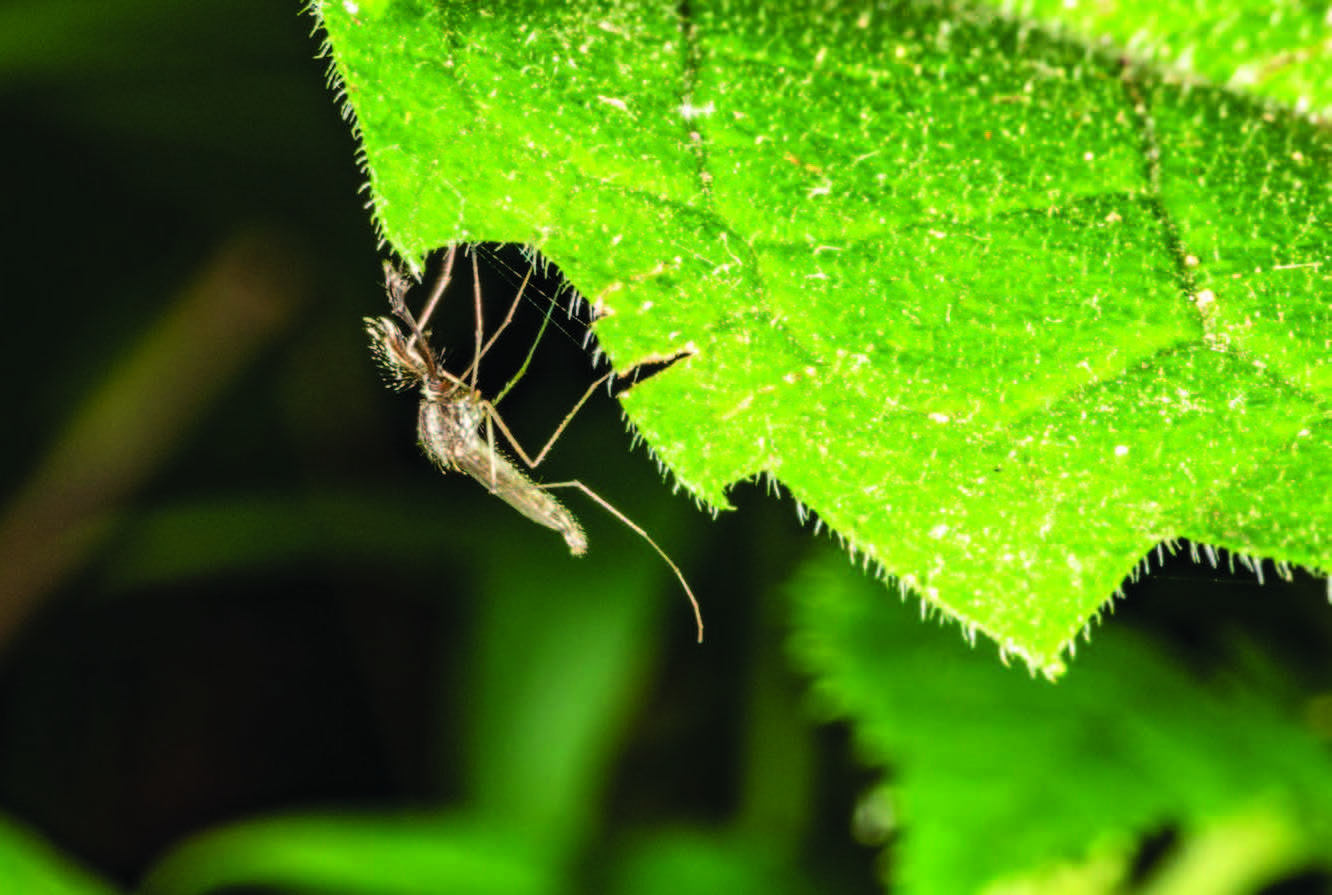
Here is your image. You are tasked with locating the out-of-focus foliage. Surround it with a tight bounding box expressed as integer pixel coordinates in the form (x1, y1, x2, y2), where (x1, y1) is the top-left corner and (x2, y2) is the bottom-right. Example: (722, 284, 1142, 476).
(0, 815, 116, 895)
(788, 546, 1332, 894)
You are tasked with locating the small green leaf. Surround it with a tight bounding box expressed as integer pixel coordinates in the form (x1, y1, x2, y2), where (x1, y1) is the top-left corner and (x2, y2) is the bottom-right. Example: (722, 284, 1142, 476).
(314, 0, 1331, 672)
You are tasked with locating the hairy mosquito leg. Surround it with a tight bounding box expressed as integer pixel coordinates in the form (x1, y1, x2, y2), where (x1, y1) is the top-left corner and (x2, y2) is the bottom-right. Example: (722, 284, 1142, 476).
(544, 480, 703, 643)
(492, 293, 553, 407)
(476, 394, 701, 639)
(483, 372, 614, 469)
(457, 252, 550, 407)
(446, 251, 563, 406)
(465, 249, 484, 391)
(369, 252, 703, 641)
(408, 245, 458, 351)
(467, 263, 536, 390)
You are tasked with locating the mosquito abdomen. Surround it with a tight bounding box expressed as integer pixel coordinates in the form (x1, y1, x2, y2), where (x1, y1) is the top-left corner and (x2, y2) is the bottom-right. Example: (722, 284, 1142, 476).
(453, 444, 588, 555)
(418, 398, 588, 555)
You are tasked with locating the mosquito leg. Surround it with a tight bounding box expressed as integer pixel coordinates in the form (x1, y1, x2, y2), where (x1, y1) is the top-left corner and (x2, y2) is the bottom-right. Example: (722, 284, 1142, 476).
(467, 264, 535, 388)
(482, 371, 614, 469)
(411, 244, 458, 340)
(491, 286, 554, 407)
(456, 248, 482, 390)
(476, 387, 702, 640)
(543, 479, 703, 643)
(461, 255, 552, 404)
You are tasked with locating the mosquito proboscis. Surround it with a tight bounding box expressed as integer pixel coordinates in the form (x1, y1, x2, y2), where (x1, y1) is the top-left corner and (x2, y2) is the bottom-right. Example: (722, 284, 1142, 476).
(364, 246, 703, 642)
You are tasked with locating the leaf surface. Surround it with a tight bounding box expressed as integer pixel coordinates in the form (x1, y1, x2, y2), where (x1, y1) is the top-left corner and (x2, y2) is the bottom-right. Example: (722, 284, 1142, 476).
(315, 0, 1332, 672)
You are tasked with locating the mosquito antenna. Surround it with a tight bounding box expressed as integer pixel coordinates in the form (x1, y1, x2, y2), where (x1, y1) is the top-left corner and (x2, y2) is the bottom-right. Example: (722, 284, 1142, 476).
(545, 480, 704, 643)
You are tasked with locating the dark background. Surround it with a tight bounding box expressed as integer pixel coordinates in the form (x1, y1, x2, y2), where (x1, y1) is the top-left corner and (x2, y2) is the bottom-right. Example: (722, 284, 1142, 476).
(0, 2, 1327, 892)
(0, 1, 842, 885)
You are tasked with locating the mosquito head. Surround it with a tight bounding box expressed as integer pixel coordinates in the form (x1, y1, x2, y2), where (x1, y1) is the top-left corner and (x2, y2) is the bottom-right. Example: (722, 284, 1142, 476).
(365, 316, 432, 390)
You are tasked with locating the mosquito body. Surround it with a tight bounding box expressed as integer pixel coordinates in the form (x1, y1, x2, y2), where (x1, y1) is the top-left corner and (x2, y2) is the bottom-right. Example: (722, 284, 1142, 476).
(365, 247, 702, 640)
(365, 283, 586, 553)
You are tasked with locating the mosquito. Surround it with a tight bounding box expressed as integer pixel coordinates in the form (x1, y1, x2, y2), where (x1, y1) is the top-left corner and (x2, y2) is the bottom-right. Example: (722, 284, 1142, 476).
(364, 245, 703, 642)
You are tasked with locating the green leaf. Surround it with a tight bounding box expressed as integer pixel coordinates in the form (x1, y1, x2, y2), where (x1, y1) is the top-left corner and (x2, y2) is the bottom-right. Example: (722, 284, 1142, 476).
(313, 0, 1332, 673)
(786, 546, 1332, 895)
(0, 814, 119, 895)
(605, 830, 815, 895)
(140, 813, 560, 895)
(1011, 0, 1332, 117)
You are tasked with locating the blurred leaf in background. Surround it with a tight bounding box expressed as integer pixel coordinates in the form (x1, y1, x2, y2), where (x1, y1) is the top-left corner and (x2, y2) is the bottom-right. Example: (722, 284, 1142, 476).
(789, 544, 1332, 894)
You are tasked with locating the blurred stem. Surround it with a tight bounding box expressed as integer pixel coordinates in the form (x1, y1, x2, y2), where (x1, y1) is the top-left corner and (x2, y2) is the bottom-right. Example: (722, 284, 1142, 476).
(463, 535, 668, 852)
(0, 229, 308, 652)
(735, 569, 816, 854)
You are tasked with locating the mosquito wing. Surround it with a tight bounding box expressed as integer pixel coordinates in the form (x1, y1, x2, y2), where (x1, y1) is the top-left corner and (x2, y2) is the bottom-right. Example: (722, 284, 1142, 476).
(453, 441, 588, 556)
(418, 398, 587, 556)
